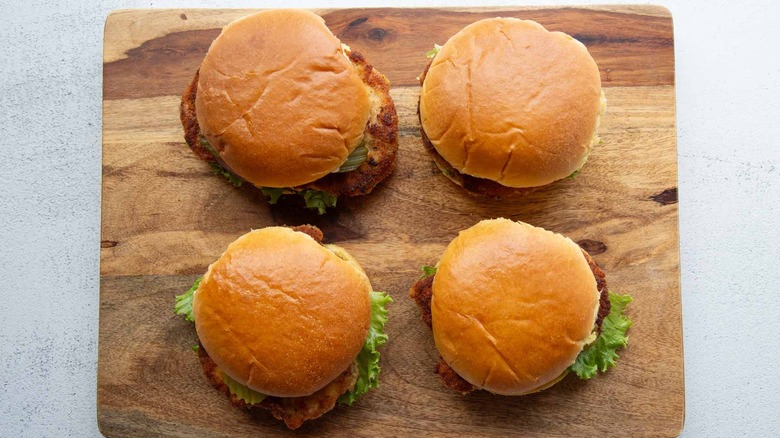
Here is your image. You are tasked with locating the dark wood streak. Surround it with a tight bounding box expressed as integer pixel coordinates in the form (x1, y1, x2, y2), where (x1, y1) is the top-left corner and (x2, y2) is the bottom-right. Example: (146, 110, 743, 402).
(102, 166, 129, 179)
(348, 17, 368, 27)
(101, 240, 118, 248)
(368, 27, 388, 41)
(155, 170, 205, 179)
(572, 34, 642, 45)
(103, 165, 210, 180)
(104, 28, 219, 100)
(650, 188, 678, 205)
(103, 7, 674, 101)
(577, 239, 608, 255)
(316, 219, 366, 243)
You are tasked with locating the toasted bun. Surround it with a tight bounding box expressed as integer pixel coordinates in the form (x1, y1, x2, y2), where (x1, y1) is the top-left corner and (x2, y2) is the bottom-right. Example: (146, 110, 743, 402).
(192, 227, 371, 397)
(195, 10, 371, 187)
(431, 219, 600, 395)
(419, 18, 604, 188)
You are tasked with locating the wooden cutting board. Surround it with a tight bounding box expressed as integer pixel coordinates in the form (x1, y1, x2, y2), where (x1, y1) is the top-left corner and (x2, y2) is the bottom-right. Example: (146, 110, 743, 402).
(100, 6, 683, 437)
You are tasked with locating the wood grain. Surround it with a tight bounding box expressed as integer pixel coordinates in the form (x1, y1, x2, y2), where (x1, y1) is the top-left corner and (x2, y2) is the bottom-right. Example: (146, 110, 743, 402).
(103, 6, 673, 100)
(100, 7, 683, 437)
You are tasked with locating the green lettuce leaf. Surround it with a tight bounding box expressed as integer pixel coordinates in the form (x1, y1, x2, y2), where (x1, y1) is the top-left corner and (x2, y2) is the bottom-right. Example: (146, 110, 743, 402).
(567, 169, 581, 179)
(208, 162, 243, 187)
(426, 44, 442, 59)
(199, 135, 218, 157)
(339, 291, 392, 405)
(570, 292, 633, 379)
(258, 187, 337, 214)
(174, 277, 201, 322)
(302, 189, 338, 215)
(260, 187, 285, 204)
(198, 135, 243, 187)
(421, 265, 437, 278)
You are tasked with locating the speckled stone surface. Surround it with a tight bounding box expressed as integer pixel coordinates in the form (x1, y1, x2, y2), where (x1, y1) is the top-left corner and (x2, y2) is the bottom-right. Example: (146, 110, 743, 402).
(0, 1, 778, 437)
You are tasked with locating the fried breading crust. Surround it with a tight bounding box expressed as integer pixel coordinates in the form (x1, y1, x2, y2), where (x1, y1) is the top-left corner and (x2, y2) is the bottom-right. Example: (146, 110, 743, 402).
(408, 248, 610, 393)
(582, 249, 611, 330)
(180, 51, 397, 197)
(409, 276, 433, 328)
(434, 359, 478, 394)
(198, 346, 357, 430)
(417, 60, 535, 198)
(180, 70, 213, 163)
(289, 224, 324, 244)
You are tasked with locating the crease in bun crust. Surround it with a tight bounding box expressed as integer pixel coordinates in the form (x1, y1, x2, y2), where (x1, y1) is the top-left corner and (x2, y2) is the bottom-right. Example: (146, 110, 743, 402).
(419, 18, 605, 193)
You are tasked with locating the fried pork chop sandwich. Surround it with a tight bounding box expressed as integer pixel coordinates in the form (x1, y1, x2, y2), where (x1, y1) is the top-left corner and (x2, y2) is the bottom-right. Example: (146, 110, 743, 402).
(174, 225, 391, 429)
(409, 219, 631, 395)
(419, 18, 606, 197)
(181, 10, 398, 214)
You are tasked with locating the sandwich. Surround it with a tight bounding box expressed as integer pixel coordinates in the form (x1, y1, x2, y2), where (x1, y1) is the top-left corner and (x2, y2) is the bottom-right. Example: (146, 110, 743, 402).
(409, 218, 631, 395)
(418, 18, 606, 197)
(174, 225, 392, 428)
(180, 9, 398, 214)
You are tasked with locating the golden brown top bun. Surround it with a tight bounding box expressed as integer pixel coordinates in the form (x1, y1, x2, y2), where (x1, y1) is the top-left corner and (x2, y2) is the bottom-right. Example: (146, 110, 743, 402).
(431, 218, 600, 395)
(420, 18, 604, 188)
(195, 10, 371, 187)
(192, 227, 371, 397)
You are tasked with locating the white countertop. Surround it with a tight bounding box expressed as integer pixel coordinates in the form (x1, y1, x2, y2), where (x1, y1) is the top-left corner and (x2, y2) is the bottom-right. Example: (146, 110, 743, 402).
(1, 0, 778, 436)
